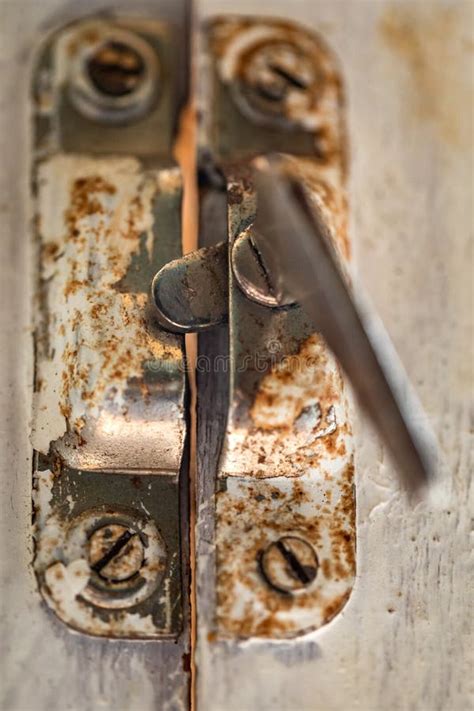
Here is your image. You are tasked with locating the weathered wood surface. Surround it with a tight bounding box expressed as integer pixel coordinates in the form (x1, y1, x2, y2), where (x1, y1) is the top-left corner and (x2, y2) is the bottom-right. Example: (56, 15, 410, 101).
(195, 2, 472, 711)
(0, 3, 191, 710)
(0, 1, 472, 710)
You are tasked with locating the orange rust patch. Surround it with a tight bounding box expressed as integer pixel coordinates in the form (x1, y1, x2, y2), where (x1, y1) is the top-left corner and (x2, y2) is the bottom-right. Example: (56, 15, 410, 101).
(124, 195, 146, 240)
(250, 333, 335, 431)
(59, 402, 72, 419)
(89, 302, 107, 319)
(65, 175, 116, 239)
(321, 558, 332, 579)
(42, 241, 61, 261)
(209, 17, 348, 180)
(322, 590, 351, 625)
(64, 279, 86, 299)
(216, 459, 355, 638)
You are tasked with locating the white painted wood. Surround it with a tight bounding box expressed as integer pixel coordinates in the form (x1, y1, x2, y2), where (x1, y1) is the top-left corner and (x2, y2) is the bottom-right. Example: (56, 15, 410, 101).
(195, 2, 473, 711)
(0, 1, 471, 710)
(0, 3, 190, 710)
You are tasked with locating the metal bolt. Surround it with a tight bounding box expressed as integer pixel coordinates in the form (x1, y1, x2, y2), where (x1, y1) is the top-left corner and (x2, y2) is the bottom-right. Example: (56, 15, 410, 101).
(259, 536, 318, 594)
(87, 41, 146, 97)
(88, 523, 144, 582)
(233, 41, 316, 128)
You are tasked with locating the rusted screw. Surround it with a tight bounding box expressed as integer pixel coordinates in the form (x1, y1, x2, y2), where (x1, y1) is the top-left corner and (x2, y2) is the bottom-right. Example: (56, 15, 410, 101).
(69, 31, 159, 124)
(87, 40, 146, 97)
(88, 523, 144, 582)
(253, 58, 309, 103)
(235, 42, 316, 126)
(259, 536, 318, 594)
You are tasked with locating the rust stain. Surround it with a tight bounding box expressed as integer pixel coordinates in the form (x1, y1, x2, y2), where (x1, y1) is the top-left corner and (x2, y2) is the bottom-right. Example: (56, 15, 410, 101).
(32, 466, 169, 638)
(209, 17, 356, 638)
(225, 330, 350, 480)
(65, 175, 116, 237)
(210, 16, 348, 177)
(216, 461, 356, 638)
(33, 155, 185, 466)
(66, 27, 101, 58)
(379, 4, 470, 148)
(322, 590, 351, 625)
(250, 333, 334, 430)
(41, 241, 61, 262)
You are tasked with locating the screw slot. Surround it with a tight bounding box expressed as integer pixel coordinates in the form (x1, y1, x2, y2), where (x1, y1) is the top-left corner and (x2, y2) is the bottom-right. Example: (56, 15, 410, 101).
(87, 41, 146, 98)
(259, 536, 318, 594)
(68, 29, 160, 125)
(267, 62, 309, 90)
(62, 508, 166, 609)
(88, 524, 144, 583)
(231, 40, 318, 129)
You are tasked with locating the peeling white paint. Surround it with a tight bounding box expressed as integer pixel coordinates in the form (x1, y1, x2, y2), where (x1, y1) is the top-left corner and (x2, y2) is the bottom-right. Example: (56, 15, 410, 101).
(32, 155, 185, 471)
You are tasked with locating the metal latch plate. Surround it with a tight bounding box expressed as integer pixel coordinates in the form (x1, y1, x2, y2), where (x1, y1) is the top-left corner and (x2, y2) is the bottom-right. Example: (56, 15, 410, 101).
(31, 17, 188, 640)
(200, 16, 357, 639)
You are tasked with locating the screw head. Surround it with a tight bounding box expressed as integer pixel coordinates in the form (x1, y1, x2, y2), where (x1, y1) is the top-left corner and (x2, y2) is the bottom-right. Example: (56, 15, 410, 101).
(233, 41, 317, 129)
(88, 523, 144, 582)
(68, 29, 160, 124)
(87, 40, 146, 97)
(260, 536, 318, 594)
(61, 508, 167, 610)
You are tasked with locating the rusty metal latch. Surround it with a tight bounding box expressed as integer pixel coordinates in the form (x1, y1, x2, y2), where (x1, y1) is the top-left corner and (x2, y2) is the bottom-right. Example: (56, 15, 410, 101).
(30, 11, 435, 645)
(153, 16, 435, 640)
(31, 17, 189, 639)
(153, 17, 357, 638)
(31, 13, 356, 642)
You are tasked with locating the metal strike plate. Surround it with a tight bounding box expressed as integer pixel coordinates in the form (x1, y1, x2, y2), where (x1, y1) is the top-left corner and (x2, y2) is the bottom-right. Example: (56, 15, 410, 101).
(203, 17, 356, 638)
(31, 17, 188, 639)
(153, 16, 356, 639)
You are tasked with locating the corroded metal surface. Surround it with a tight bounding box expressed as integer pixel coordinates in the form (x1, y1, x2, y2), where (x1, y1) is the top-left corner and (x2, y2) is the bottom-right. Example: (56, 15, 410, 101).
(200, 16, 356, 639)
(33, 155, 185, 472)
(32, 461, 183, 638)
(210, 16, 346, 134)
(216, 465, 355, 636)
(152, 242, 228, 333)
(220, 329, 350, 480)
(34, 18, 177, 158)
(31, 17, 188, 640)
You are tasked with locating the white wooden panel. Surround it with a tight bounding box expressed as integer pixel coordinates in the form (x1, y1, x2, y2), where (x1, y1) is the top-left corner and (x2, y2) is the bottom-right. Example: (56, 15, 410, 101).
(0, 3, 190, 710)
(195, 2, 473, 710)
(0, 1, 471, 710)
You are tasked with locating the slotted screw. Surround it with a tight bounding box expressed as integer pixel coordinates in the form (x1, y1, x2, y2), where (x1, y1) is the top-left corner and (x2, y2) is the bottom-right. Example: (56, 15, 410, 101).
(254, 59, 309, 103)
(87, 40, 146, 97)
(88, 523, 144, 582)
(259, 536, 318, 594)
(236, 41, 316, 126)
